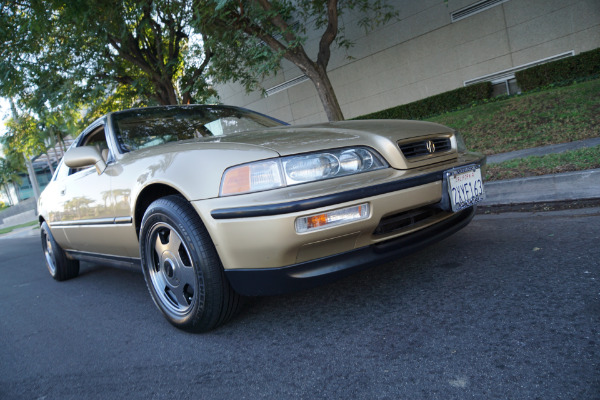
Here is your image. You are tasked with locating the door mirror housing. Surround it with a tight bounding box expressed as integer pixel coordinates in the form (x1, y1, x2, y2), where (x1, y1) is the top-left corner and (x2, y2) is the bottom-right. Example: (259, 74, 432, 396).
(64, 146, 107, 174)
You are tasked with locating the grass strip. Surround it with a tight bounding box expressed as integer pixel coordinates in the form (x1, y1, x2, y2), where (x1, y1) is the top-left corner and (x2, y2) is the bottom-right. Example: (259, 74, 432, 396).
(485, 146, 600, 181)
(427, 79, 600, 155)
(0, 220, 39, 235)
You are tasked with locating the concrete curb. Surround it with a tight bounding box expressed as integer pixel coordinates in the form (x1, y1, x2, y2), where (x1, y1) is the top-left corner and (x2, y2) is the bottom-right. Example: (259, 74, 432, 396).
(0, 225, 39, 239)
(0, 210, 37, 229)
(487, 138, 600, 164)
(482, 168, 600, 206)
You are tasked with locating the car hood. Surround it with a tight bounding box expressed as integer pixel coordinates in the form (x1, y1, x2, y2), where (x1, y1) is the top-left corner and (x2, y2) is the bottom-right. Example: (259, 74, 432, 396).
(207, 119, 454, 156)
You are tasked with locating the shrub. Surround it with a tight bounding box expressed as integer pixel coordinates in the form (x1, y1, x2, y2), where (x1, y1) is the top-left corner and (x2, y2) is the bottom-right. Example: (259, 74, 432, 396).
(516, 48, 600, 92)
(357, 81, 491, 120)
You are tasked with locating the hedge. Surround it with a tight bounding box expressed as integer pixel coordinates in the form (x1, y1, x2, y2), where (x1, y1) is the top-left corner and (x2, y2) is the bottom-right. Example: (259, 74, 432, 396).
(515, 47, 600, 92)
(356, 81, 491, 120)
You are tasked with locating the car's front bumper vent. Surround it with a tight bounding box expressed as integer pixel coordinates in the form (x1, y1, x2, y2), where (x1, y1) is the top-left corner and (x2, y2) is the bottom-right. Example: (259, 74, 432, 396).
(373, 206, 445, 236)
(399, 138, 452, 159)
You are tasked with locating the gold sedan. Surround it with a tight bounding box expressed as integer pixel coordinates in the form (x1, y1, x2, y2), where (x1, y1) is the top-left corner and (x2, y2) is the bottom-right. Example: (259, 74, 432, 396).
(38, 105, 485, 332)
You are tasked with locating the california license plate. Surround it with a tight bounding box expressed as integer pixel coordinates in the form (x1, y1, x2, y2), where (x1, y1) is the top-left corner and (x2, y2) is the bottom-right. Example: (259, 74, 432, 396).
(446, 165, 485, 212)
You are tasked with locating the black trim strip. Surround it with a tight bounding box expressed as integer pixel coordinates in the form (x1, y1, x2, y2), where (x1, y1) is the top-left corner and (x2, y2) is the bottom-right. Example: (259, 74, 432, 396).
(211, 170, 445, 220)
(225, 207, 475, 296)
(52, 216, 133, 227)
(65, 249, 141, 267)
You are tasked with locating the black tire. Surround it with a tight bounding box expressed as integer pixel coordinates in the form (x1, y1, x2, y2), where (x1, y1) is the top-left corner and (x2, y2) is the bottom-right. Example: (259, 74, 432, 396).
(139, 195, 242, 332)
(40, 221, 80, 281)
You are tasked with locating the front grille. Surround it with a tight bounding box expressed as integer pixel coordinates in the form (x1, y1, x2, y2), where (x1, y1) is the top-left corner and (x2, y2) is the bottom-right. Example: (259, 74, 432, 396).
(373, 206, 444, 236)
(399, 137, 452, 159)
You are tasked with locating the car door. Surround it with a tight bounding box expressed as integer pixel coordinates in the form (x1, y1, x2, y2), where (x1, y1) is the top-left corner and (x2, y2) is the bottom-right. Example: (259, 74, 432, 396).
(55, 123, 116, 255)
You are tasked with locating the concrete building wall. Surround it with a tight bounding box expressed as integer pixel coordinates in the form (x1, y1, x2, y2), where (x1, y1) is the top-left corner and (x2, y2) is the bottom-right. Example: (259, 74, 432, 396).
(216, 0, 600, 124)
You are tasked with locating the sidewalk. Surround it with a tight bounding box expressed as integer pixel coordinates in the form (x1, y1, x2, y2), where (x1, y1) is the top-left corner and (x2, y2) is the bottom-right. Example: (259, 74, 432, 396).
(486, 137, 600, 165)
(0, 225, 39, 239)
(482, 137, 600, 206)
(482, 168, 600, 206)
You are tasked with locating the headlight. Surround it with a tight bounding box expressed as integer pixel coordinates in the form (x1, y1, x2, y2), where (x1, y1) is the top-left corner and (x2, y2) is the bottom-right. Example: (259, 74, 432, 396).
(220, 147, 387, 196)
(283, 153, 340, 184)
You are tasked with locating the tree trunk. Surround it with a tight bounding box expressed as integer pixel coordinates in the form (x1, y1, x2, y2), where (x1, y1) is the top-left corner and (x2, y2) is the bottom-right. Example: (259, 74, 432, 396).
(52, 134, 65, 158)
(155, 78, 179, 105)
(50, 145, 60, 166)
(2, 184, 13, 206)
(44, 152, 54, 175)
(24, 155, 41, 204)
(306, 66, 344, 122)
(283, 50, 345, 121)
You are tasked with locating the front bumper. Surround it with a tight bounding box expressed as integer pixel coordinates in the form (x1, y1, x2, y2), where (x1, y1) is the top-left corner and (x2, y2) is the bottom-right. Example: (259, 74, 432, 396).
(191, 154, 485, 289)
(224, 206, 475, 296)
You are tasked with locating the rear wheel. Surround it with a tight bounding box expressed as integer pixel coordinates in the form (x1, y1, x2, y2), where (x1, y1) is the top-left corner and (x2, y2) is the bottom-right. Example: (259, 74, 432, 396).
(139, 195, 242, 332)
(40, 221, 80, 281)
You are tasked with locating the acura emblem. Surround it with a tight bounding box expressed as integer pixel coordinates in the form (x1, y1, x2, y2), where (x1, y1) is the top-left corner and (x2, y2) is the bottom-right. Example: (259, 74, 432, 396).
(426, 140, 436, 154)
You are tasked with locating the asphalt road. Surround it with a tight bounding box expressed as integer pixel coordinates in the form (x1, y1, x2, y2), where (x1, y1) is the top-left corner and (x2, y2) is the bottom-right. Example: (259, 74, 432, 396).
(1, 208, 599, 400)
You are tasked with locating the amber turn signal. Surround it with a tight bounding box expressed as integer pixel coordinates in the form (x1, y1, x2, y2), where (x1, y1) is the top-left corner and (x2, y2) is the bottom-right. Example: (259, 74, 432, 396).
(295, 204, 370, 233)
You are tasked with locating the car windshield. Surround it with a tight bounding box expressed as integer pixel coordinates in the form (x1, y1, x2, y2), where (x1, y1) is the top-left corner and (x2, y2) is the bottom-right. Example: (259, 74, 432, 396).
(112, 106, 285, 152)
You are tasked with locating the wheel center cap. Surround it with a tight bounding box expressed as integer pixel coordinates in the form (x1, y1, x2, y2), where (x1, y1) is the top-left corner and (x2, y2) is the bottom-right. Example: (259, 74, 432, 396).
(161, 252, 180, 285)
(163, 259, 175, 278)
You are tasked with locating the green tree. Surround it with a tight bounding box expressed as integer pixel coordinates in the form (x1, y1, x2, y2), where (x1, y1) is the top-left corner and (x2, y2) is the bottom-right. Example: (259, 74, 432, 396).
(62, 0, 215, 105)
(4, 113, 47, 159)
(195, 0, 397, 121)
(0, 152, 25, 207)
(0, 0, 215, 112)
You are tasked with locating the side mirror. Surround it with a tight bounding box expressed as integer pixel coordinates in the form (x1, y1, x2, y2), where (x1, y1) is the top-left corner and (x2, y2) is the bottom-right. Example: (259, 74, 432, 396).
(64, 146, 107, 174)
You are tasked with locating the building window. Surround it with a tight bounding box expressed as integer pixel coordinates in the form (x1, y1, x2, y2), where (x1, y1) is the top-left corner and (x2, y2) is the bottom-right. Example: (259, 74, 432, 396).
(491, 77, 520, 97)
(20, 177, 32, 190)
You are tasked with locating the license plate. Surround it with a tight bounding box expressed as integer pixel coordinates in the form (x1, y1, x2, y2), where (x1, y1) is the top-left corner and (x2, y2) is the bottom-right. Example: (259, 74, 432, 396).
(446, 165, 485, 212)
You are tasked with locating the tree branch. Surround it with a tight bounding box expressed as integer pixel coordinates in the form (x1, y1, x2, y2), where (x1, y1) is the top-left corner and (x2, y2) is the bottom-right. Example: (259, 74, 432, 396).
(253, 0, 297, 44)
(317, 0, 338, 69)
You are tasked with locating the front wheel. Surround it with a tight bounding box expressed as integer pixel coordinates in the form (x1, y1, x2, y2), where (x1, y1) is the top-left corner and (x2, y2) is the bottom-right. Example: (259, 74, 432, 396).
(40, 221, 80, 281)
(139, 195, 242, 332)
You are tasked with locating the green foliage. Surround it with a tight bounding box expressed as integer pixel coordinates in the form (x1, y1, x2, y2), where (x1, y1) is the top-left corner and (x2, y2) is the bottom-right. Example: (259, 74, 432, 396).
(515, 48, 600, 92)
(0, 0, 221, 166)
(356, 82, 492, 120)
(1, 0, 215, 116)
(39, 106, 81, 141)
(2, 0, 398, 122)
(427, 78, 600, 155)
(0, 2, 54, 100)
(52, 0, 214, 105)
(4, 113, 47, 158)
(0, 154, 24, 203)
(199, 0, 398, 90)
(195, 0, 398, 120)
